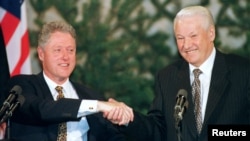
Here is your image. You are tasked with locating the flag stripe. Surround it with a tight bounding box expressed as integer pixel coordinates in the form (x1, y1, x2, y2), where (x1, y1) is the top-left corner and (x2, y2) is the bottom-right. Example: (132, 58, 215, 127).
(0, 0, 31, 77)
(1, 12, 19, 45)
(12, 30, 30, 76)
(19, 1, 31, 75)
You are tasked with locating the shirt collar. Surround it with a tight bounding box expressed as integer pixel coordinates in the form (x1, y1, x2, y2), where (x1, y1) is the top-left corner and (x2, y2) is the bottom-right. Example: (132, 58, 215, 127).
(43, 72, 71, 99)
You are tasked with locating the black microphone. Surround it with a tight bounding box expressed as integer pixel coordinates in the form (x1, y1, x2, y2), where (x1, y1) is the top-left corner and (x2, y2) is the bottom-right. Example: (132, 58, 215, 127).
(174, 89, 188, 127)
(0, 94, 25, 124)
(174, 89, 188, 141)
(0, 85, 22, 118)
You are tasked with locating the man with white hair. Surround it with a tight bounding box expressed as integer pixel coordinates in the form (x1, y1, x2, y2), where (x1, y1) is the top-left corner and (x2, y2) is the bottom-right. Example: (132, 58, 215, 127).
(105, 5, 250, 141)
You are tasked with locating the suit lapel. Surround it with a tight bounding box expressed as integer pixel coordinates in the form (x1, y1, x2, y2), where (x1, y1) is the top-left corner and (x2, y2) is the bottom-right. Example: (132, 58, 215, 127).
(203, 51, 229, 125)
(70, 81, 96, 100)
(37, 72, 55, 100)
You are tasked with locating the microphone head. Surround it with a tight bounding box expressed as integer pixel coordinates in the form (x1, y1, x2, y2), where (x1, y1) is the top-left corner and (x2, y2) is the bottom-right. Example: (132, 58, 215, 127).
(16, 94, 25, 106)
(10, 85, 22, 95)
(177, 89, 188, 98)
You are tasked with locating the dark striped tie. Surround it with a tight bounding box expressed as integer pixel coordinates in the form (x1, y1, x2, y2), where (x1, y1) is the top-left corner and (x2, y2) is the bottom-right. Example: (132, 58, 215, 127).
(55, 86, 67, 141)
(192, 69, 202, 134)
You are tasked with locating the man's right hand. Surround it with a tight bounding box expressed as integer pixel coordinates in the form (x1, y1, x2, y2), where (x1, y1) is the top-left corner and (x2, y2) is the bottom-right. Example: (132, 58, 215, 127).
(97, 98, 134, 125)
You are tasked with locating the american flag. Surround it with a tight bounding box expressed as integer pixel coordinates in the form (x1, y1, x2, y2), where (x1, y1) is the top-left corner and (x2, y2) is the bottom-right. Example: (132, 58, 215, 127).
(0, 0, 31, 78)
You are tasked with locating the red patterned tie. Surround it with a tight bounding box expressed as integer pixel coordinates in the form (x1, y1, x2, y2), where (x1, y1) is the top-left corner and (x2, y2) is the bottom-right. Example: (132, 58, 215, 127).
(55, 86, 67, 141)
(192, 69, 202, 134)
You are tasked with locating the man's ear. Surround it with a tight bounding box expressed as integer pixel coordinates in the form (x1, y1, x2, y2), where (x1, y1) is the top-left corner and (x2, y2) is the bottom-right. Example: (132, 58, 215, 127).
(37, 47, 44, 61)
(209, 25, 216, 42)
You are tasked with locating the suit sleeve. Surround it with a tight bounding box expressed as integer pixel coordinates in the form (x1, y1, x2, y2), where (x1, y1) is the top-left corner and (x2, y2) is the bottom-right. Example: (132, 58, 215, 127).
(6, 75, 82, 125)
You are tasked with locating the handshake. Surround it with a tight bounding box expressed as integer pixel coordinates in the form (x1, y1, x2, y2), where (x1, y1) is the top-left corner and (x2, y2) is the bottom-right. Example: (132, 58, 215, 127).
(97, 98, 134, 125)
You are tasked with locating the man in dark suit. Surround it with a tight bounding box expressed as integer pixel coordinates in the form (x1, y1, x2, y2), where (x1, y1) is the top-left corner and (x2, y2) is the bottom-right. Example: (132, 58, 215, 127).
(105, 5, 250, 141)
(3, 21, 133, 141)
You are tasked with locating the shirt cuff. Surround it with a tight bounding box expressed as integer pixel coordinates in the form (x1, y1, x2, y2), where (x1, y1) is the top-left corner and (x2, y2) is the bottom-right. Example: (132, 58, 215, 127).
(77, 100, 98, 117)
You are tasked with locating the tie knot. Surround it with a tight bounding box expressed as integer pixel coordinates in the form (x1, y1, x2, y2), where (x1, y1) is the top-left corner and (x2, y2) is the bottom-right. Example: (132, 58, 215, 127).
(193, 69, 202, 79)
(55, 86, 64, 99)
(55, 86, 63, 92)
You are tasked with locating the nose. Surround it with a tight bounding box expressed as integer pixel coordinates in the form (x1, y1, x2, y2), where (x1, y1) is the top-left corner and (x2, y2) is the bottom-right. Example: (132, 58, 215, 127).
(183, 38, 191, 49)
(61, 49, 69, 60)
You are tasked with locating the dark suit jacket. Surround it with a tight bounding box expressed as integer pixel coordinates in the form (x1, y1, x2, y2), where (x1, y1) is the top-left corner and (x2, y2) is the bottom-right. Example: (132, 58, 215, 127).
(4, 72, 126, 141)
(122, 50, 250, 141)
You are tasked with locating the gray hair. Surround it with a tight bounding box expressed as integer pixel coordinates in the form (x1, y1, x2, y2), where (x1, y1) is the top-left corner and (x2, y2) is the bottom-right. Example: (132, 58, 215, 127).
(173, 6, 215, 30)
(38, 21, 76, 47)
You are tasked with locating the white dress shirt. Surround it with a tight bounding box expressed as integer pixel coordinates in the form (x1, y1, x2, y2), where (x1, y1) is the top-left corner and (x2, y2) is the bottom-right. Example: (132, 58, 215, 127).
(189, 47, 216, 122)
(43, 73, 98, 141)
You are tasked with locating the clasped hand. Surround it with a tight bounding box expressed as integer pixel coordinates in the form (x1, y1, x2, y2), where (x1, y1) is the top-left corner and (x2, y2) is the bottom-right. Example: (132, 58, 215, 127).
(98, 98, 134, 125)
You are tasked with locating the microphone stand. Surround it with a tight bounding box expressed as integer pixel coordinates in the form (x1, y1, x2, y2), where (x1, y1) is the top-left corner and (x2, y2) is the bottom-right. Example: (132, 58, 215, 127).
(175, 113, 182, 141)
(175, 119, 182, 141)
(174, 105, 186, 141)
(0, 101, 20, 141)
(6, 119, 10, 140)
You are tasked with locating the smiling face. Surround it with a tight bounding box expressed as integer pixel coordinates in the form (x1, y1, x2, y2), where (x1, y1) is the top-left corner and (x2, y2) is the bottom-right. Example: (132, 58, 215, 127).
(37, 31, 76, 84)
(174, 15, 215, 67)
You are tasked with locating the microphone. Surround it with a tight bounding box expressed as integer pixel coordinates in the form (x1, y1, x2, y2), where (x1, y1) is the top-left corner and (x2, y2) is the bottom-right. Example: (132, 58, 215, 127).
(0, 94, 25, 124)
(0, 85, 22, 119)
(174, 89, 188, 127)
